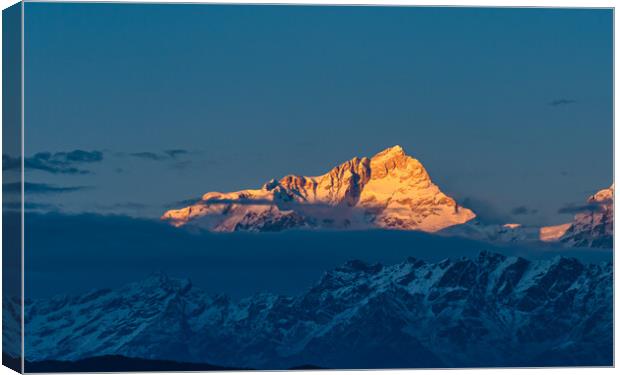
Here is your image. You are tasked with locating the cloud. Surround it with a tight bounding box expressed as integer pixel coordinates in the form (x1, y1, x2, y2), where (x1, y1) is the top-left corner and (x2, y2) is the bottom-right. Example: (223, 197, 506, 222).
(130, 152, 166, 161)
(3, 150, 103, 174)
(164, 149, 189, 158)
(96, 202, 149, 210)
(557, 201, 609, 215)
(61, 150, 104, 163)
(3, 182, 90, 194)
(202, 198, 274, 205)
(24, 210, 611, 300)
(167, 197, 317, 209)
(461, 197, 511, 224)
(511, 206, 538, 216)
(129, 149, 190, 162)
(549, 98, 576, 107)
(3, 201, 57, 211)
(122, 149, 194, 173)
(163, 197, 339, 211)
(165, 196, 203, 208)
(91, 202, 151, 215)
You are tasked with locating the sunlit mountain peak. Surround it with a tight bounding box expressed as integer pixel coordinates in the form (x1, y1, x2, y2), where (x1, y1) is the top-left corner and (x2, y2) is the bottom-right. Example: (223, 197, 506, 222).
(162, 146, 476, 232)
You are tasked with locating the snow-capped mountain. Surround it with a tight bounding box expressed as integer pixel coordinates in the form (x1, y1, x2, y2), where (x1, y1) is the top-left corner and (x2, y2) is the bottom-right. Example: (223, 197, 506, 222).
(162, 146, 476, 232)
(540, 184, 613, 248)
(19, 252, 612, 368)
(441, 185, 614, 248)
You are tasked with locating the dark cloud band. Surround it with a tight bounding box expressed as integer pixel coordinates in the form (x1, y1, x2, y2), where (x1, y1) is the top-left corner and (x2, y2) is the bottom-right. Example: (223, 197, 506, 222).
(549, 98, 576, 107)
(557, 200, 610, 215)
(3, 182, 90, 194)
(3, 150, 103, 174)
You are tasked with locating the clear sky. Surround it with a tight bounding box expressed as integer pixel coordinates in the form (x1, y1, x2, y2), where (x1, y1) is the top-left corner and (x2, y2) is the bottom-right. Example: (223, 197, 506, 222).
(22, 3, 612, 226)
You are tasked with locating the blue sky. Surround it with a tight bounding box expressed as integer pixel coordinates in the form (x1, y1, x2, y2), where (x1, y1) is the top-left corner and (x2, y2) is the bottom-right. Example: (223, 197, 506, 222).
(21, 4, 612, 226)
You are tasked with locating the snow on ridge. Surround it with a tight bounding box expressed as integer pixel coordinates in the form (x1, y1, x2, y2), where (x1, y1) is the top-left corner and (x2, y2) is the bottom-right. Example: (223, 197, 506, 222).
(18, 251, 612, 368)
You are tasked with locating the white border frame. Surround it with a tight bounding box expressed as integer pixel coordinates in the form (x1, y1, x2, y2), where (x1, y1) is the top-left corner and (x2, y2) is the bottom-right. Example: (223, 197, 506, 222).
(0, 1, 616, 375)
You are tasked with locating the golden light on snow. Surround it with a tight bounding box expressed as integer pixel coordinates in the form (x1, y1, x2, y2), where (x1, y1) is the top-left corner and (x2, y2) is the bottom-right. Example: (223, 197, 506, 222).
(539, 223, 572, 242)
(161, 145, 477, 232)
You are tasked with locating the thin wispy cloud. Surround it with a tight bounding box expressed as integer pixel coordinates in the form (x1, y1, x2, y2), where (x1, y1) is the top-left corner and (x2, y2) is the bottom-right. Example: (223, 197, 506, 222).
(129, 149, 190, 161)
(130, 152, 166, 161)
(3, 201, 57, 211)
(3, 182, 91, 194)
(59, 150, 103, 163)
(164, 149, 189, 158)
(557, 200, 610, 215)
(165, 196, 203, 208)
(549, 98, 576, 107)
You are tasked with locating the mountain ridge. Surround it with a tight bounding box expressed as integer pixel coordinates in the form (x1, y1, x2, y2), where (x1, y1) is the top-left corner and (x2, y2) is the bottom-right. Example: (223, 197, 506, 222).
(17, 251, 612, 368)
(162, 146, 612, 248)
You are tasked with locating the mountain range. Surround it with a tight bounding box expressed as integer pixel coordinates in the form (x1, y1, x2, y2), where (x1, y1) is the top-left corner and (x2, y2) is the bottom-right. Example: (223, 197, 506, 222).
(162, 146, 613, 248)
(444, 184, 614, 248)
(15, 251, 612, 369)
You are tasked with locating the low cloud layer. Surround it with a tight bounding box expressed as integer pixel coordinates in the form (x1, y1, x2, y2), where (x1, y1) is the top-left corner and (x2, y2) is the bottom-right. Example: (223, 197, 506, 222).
(3, 182, 90, 194)
(165, 196, 203, 208)
(95, 202, 150, 211)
